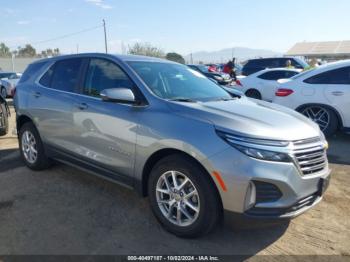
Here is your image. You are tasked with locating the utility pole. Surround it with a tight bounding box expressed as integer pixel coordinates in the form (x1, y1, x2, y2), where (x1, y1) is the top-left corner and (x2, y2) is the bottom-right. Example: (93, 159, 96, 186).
(11, 54, 15, 72)
(190, 53, 193, 64)
(103, 19, 108, 53)
(76, 44, 79, 54)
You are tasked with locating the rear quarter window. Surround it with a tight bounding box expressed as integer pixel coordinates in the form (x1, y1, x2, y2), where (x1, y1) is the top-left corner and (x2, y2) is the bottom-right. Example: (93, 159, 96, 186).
(18, 62, 47, 84)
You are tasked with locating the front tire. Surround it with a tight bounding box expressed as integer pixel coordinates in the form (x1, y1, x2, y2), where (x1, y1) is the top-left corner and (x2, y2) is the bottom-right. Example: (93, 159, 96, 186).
(19, 122, 52, 170)
(148, 154, 221, 238)
(300, 106, 338, 137)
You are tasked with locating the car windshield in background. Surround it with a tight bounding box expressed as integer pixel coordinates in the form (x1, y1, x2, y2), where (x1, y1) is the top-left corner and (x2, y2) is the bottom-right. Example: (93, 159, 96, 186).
(0, 73, 14, 79)
(294, 58, 309, 68)
(196, 65, 209, 73)
(128, 62, 232, 102)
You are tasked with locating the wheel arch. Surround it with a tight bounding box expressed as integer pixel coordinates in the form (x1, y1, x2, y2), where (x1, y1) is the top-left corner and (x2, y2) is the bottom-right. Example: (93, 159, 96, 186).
(296, 103, 343, 129)
(245, 88, 262, 98)
(137, 148, 223, 210)
(16, 114, 35, 134)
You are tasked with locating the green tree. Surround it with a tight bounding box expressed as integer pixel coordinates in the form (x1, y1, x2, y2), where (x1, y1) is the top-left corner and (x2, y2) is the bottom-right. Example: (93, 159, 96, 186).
(128, 42, 164, 58)
(0, 43, 11, 57)
(18, 44, 36, 57)
(165, 52, 185, 64)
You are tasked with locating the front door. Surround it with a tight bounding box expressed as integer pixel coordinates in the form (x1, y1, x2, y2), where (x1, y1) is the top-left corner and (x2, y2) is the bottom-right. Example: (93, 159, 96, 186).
(72, 57, 140, 178)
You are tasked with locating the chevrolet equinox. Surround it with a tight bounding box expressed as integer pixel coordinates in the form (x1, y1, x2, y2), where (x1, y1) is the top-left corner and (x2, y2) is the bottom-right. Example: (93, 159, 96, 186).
(14, 54, 330, 237)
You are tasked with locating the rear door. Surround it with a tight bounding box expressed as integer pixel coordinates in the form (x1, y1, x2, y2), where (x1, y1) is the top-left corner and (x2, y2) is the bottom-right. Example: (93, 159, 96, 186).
(72, 57, 140, 180)
(257, 70, 291, 101)
(33, 58, 85, 153)
(304, 66, 350, 127)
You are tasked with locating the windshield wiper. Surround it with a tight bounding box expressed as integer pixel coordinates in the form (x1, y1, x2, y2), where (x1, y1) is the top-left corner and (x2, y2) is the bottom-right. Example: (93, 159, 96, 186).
(169, 98, 197, 103)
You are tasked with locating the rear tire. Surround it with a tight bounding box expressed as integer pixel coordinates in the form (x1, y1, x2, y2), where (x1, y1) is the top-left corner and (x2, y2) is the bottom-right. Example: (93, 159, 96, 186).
(299, 105, 338, 137)
(245, 89, 262, 100)
(0, 102, 8, 136)
(19, 122, 52, 170)
(148, 154, 221, 238)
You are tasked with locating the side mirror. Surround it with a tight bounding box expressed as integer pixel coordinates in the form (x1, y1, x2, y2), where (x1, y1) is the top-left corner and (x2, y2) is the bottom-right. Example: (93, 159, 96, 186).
(100, 88, 136, 104)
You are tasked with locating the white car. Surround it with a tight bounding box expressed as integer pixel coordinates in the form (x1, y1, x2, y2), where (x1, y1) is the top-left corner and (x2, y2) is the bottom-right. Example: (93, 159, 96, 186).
(233, 68, 300, 101)
(273, 60, 350, 136)
(0, 73, 22, 98)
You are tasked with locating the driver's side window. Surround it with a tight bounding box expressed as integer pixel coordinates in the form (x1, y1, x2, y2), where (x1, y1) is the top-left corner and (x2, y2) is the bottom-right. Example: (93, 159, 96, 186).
(84, 58, 134, 97)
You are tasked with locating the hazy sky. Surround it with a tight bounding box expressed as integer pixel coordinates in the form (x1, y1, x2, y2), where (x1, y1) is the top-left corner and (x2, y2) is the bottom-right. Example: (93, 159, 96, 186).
(1, 0, 350, 55)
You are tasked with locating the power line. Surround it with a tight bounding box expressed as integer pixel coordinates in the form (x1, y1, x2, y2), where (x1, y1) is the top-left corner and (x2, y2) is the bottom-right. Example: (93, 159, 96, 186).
(9, 24, 103, 49)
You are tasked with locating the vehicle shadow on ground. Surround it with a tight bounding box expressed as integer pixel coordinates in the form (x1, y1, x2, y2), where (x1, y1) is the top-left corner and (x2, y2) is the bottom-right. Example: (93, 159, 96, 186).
(327, 132, 350, 165)
(0, 148, 23, 173)
(33, 163, 290, 256)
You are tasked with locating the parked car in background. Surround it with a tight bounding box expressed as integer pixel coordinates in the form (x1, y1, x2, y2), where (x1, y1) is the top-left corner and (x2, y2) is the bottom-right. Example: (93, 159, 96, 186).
(233, 68, 300, 101)
(0, 71, 18, 98)
(188, 64, 232, 85)
(15, 53, 330, 237)
(0, 95, 9, 136)
(216, 63, 243, 76)
(242, 57, 309, 76)
(205, 64, 218, 72)
(273, 60, 350, 136)
(0, 73, 22, 98)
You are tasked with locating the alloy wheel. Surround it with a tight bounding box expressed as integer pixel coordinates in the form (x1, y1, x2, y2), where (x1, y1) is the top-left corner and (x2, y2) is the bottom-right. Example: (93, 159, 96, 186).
(21, 130, 38, 164)
(156, 171, 200, 227)
(302, 106, 330, 131)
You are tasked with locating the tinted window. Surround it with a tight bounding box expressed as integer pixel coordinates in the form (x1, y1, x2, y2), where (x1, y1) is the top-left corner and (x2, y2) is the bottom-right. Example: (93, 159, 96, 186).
(304, 66, 350, 85)
(285, 71, 299, 78)
(51, 58, 83, 92)
(39, 66, 54, 87)
(258, 71, 286, 80)
(0, 73, 13, 79)
(84, 58, 133, 97)
(19, 62, 47, 83)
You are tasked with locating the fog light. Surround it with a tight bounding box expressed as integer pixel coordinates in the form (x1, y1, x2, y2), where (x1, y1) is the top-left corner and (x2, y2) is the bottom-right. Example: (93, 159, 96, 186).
(244, 181, 256, 211)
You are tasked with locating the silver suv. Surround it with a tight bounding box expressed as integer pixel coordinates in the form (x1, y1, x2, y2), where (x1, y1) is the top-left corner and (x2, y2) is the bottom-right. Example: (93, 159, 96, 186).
(14, 54, 330, 237)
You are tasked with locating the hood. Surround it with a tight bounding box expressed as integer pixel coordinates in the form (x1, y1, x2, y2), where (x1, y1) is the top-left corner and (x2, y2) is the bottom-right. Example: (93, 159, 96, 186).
(168, 97, 320, 141)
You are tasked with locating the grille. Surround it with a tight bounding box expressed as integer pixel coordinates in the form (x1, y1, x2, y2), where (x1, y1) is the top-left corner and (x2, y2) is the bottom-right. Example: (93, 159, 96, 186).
(292, 137, 327, 176)
(294, 148, 327, 175)
(254, 181, 282, 203)
(246, 193, 318, 217)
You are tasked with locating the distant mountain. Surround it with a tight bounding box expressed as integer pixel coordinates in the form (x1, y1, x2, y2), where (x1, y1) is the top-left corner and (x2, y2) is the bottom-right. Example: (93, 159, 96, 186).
(184, 47, 282, 64)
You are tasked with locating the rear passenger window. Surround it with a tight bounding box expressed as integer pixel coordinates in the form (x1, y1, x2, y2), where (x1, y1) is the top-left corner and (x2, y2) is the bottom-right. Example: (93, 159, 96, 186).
(84, 58, 134, 97)
(304, 66, 350, 85)
(19, 62, 46, 84)
(50, 58, 83, 92)
(39, 66, 54, 87)
(258, 71, 286, 80)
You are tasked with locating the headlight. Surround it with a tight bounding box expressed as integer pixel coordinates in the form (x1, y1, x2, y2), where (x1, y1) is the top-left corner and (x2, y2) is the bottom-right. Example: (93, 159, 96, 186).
(234, 144, 291, 162)
(217, 131, 291, 162)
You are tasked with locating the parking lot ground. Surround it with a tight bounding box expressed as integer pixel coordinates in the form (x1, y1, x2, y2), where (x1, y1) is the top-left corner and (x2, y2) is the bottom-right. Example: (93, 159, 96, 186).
(0, 103, 349, 257)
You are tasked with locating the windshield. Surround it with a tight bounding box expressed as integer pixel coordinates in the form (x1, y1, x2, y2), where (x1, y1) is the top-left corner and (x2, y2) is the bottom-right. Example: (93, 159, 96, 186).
(294, 58, 309, 68)
(0, 73, 13, 79)
(128, 61, 232, 102)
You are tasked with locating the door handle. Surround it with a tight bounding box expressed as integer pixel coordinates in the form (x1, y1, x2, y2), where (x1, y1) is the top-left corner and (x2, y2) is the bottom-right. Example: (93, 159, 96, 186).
(331, 91, 344, 96)
(32, 91, 41, 98)
(75, 102, 88, 110)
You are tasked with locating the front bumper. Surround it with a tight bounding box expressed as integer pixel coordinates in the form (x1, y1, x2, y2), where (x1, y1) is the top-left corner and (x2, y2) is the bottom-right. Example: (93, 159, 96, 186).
(203, 146, 331, 218)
